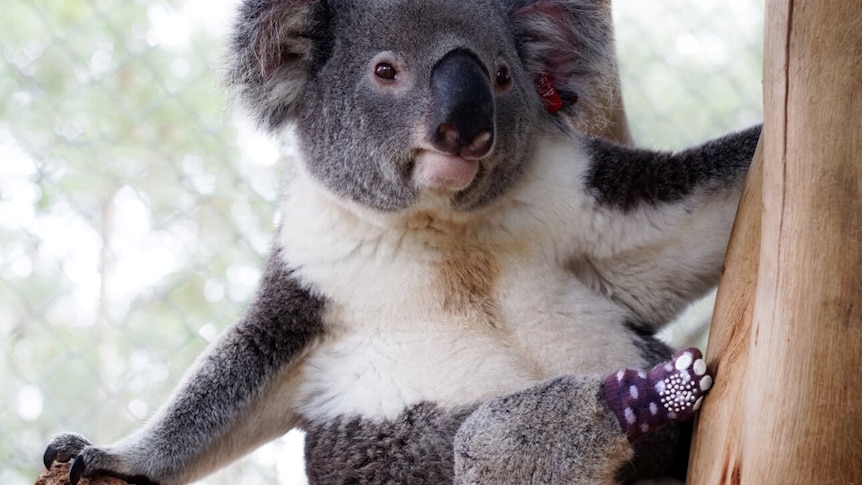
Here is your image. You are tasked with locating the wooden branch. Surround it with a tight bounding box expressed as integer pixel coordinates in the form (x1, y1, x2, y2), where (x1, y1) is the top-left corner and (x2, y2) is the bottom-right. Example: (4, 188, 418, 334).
(688, 1, 862, 482)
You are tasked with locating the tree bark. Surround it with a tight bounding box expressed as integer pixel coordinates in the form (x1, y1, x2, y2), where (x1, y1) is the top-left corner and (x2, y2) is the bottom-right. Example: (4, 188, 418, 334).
(36, 464, 130, 485)
(687, 140, 763, 484)
(688, 1, 862, 483)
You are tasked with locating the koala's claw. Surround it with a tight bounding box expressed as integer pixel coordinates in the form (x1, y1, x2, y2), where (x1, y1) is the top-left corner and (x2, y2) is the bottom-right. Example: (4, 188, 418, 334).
(43, 432, 92, 468)
(70, 456, 87, 485)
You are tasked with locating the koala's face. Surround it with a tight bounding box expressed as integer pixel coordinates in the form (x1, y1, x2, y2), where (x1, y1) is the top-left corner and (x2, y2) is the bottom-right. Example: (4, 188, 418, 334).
(296, 0, 540, 211)
(229, 0, 617, 212)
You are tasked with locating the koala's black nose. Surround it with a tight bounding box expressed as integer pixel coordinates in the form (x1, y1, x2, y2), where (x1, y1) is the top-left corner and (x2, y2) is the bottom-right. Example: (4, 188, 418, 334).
(428, 50, 495, 159)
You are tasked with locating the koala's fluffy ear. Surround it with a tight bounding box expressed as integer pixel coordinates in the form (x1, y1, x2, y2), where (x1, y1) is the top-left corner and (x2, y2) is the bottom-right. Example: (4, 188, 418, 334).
(508, 0, 619, 133)
(226, 0, 329, 130)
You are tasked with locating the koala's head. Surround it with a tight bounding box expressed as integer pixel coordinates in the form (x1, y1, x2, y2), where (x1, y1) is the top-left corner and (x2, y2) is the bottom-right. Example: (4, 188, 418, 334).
(228, 0, 617, 212)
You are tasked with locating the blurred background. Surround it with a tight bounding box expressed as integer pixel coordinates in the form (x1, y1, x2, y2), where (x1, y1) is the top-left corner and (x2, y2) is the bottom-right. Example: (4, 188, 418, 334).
(0, 1, 763, 483)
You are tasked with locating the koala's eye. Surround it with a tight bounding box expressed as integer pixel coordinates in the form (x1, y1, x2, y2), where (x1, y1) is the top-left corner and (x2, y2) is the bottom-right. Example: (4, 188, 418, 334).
(375, 63, 398, 81)
(495, 65, 512, 88)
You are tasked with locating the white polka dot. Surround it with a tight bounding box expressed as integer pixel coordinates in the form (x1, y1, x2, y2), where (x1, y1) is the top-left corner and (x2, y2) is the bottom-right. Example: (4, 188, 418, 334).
(693, 359, 707, 376)
(665, 363, 674, 372)
(637, 370, 647, 379)
(675, 352, 693, 371)
(694, 397, 704, 411)
(655, 381, 666, 393)
(667, 411, 677, 419)
(629, 385, 639, 400)
(617, 370, 625, 382)
(650, 402, 658, 415)
(625, 407, 636, 424)
(681, 370, 692, 383)
(640, 423, 650, 433)
(700, 375, 713, 391)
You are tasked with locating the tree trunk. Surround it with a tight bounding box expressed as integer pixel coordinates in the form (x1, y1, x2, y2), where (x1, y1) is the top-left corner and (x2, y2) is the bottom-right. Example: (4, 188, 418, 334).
(687, 140, 763, 484)
(688, 1, 862, 483)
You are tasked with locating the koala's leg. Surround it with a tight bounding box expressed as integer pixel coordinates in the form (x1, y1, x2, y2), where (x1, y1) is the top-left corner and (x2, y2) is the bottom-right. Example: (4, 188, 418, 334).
(453, 349, 712, 485)
(302, 403, 475, 484)
(453, 376, 630, 485)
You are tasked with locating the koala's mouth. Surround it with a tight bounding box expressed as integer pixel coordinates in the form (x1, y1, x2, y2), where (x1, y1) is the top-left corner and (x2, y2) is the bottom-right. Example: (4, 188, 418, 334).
(412, 150, 481, 193)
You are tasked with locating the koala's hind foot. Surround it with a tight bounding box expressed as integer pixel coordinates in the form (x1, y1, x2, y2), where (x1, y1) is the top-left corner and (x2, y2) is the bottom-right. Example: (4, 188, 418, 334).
(602, 348, 712, 441)
(454, 377, 632, 485)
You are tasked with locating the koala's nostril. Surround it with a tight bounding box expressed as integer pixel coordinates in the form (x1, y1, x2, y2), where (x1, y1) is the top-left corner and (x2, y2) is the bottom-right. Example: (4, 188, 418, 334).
(434, 124, 494, 159)
(463, 129, 494, 159)
(437, 123, 461, 150)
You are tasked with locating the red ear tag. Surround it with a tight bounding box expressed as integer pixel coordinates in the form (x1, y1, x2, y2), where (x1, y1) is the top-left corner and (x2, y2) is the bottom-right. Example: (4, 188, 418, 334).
(537, 74, 564, 114)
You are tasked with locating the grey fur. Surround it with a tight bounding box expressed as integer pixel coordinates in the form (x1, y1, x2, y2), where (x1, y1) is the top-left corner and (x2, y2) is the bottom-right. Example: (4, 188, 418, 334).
(585, 126, 761, 211)
(506, 0, 620, 133)
(303, 403, 474, 484)
(454, 377, 630, 484)
(227, 0, 331, 130)
(44, 1, 761, 484)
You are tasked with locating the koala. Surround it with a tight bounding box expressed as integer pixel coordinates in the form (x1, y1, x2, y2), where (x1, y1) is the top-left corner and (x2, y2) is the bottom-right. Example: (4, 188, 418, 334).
(43, 0, 761, 484)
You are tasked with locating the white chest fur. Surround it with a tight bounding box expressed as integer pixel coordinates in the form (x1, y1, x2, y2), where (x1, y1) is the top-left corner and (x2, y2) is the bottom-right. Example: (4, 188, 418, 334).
(279, 138, 648, 421)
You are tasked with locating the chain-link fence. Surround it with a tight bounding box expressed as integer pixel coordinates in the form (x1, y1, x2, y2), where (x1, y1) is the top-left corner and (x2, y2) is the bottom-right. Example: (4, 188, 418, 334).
(0, 1, 763, 483)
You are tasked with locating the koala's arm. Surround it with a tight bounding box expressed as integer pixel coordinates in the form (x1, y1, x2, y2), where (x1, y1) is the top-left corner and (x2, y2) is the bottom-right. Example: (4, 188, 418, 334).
(575, 125, 761, 327)
(43, 248, 326, 485)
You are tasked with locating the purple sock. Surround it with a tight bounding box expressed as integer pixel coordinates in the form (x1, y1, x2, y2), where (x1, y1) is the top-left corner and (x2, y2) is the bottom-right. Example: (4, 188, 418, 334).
(602, 347, 713, 441)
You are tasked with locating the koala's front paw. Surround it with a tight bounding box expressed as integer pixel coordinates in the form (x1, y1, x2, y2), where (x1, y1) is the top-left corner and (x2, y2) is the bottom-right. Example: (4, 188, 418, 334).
(44, 432, 92, 468)
(44, 433, 155, 485)
(602, 347, 713, 441)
